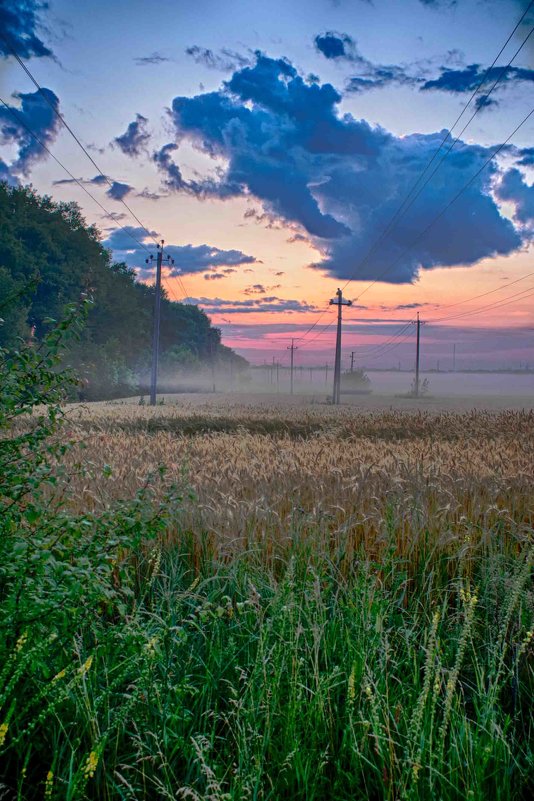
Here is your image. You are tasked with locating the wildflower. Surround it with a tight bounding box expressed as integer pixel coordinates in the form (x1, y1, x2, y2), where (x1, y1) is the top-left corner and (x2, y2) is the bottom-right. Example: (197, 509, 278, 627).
(0, 722, 8, 747)
(412, 762, 421, 783)
(144, 636, 158, 656)
(52, 668, 66, 682)
(15, 632, 28, 653)
(44, 770, 54, 800)
(188, 576, 200, 592)
(83, 750, 99, 779)
(364, 684, 373, 699)
(78, 655, 93, 676)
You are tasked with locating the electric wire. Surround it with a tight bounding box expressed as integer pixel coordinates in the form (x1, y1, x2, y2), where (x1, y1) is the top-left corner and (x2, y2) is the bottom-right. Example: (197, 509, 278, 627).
(291, 3, 533, 347)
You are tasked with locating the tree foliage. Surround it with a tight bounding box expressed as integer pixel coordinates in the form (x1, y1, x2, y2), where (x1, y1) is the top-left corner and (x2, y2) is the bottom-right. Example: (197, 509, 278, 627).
(0, 183, 247, 399)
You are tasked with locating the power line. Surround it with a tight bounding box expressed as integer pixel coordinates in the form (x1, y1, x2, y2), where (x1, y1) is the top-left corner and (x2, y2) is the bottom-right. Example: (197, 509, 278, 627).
(0, 96, 150, 255)
(292, 3, 533, 347)
(343, 11, 534, 301)
(348, 105, 534, 301)
(0, 31, 161, 248)
(428, 269, 534, 314)
(429, 285, 534, 324)
(2, 29, 195, 307)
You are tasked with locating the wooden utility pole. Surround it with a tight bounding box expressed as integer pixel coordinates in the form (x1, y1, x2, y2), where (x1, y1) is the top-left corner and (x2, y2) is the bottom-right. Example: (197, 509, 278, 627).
(350, 351, 355, 373)
(148, 241, 175, 406)
(330, 288, 352, 405)
(412, 312, 424, 398)
(287, 339, 298, 395)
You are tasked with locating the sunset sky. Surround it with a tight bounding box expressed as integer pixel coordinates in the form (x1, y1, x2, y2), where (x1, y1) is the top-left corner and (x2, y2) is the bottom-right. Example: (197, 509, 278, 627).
(1, 0, 533, 368)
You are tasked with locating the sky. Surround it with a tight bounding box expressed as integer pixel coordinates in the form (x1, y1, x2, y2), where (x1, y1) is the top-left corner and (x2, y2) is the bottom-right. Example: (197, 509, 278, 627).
(1, 0, 534, 369)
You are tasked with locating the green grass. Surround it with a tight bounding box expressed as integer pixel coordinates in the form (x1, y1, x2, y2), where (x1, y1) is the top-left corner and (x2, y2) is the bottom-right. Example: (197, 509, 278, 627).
(1, 538, 532, 800)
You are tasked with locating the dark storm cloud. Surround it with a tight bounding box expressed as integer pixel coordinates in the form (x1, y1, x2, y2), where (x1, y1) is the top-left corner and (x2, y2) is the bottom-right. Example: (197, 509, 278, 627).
(160, 51, 523, 283)
(0, 88, 60, 174)
(134, 52, 172, 66)
(113, 114, 150, 157)
(103, 226, 257, 277)
(0, 0, 52, 59)
(185, 296, 318, 314)
(496, 169, 534, 229)
(185, 45, 250, 72)
(203, 272, 226, 280)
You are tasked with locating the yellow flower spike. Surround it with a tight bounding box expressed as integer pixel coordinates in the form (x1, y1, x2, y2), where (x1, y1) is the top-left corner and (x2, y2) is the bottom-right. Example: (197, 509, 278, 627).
(83, 750, 99, 779)
(0, 722, 8, 747)
(15, 632, 28, 653)
(79, 655, 93, 676)
(52, 668, 66, 683)
(347, 665, 356, 704)
(44, 770, 54, 800)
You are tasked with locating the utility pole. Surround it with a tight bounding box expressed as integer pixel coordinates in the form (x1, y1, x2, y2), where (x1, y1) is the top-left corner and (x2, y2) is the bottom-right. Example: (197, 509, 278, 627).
(350, 351, 355, 373)
(412, 312, 424, 398)
(287, 339, 298, 395)
(148, 241, 175, 406)
(276, 360, 280, 393)
(330, 288, 352, 405)
(325, 363, 329, 384)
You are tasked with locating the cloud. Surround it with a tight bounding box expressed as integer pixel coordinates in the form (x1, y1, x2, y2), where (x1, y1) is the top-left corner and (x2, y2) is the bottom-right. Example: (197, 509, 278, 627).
(315, 31, 417, 93)
(185, 45, 250, 72)
(0, 158, 18, 186)
(495, 168, 534, 230)
(517, 147, 534, 167)
(53, 173, 133, 201)
(103, 225, 257, 277)
(159, 51, 522, 283)
(113, 114, 150, 157)
(0, 87, 60, 174)
(106, 180, 133, 201)
(134, 52, 172, 66)
(421, 64, 534, 95)
(186, 296, 318, 314)
(244, 283, 281, 295)
(0, 0, 52, 60)
(204, 272, 226, 280)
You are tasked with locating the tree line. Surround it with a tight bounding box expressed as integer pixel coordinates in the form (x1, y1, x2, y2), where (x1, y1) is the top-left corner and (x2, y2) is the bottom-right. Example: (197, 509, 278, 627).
(0, 183, 247, 399)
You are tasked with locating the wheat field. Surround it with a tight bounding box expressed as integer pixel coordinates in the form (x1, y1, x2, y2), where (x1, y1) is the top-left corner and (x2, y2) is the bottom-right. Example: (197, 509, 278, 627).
(4, 395, 533, 799)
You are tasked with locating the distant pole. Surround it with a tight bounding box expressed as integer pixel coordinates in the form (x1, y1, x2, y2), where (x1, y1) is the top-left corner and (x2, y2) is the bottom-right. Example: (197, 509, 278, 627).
(210, 336, 216, 393)
(412, 312, 423, 398)
(330, 288, 352, 405)
(148, 241, 175, 406)
(272, 356, 275, 385)
(287, 339, 298, 395)
(149, 243, 163, 406)
(276, 360, 280, 392)
(325, 363, 328, 384)
(350, 351, 355, 373)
